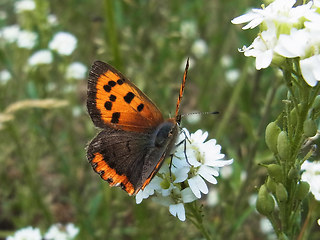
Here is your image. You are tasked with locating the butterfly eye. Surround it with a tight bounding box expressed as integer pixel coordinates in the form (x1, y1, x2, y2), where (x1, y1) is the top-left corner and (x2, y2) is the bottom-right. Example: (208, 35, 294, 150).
(154, 122, 174, 147)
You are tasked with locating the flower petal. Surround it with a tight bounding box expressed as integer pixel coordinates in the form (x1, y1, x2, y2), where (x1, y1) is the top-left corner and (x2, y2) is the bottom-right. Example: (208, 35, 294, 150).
(198, 166, 218, 184)
(169, 203, 186, 221)
(181, 187, 197, 203)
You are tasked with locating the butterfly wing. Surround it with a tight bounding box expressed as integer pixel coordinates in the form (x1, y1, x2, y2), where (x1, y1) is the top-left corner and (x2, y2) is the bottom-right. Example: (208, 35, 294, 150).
(87, 61, 164, 132)
(87, 124, 177, 195)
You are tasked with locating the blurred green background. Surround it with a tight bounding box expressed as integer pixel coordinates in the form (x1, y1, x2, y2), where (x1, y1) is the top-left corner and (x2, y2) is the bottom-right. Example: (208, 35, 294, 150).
(1, 0, 319, 239)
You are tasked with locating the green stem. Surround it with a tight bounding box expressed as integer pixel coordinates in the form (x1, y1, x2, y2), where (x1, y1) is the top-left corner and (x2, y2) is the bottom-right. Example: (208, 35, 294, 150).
(186, 202, 213, 240)
(104, 0, 122, 68)
(215, 59, 251, 139)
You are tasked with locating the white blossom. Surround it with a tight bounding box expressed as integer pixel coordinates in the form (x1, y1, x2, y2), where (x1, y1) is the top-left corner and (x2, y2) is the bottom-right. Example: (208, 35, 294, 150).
(17, 30, 37, 49)
(225, 69, 240, 84)
(6, 226, 41, 240)
(28, 49, 53, 66)
(191, 39, 208, 58)
(180, 21, 197, 39)
(0, 25, 20, 43)
(136, 128, 232, 221)
(300, 55, 320, 87)
(49, 32, 77, 56)
(301, 160, 320, 201)
(14, 0, 36, 13)
(66, 62, 87, 80)
(169, 203, 186, 221)
(44, 223, 79, 240)
(0, 70, 11, 84)
(240, 22, 278, 70)
(231, 0, 314, 30)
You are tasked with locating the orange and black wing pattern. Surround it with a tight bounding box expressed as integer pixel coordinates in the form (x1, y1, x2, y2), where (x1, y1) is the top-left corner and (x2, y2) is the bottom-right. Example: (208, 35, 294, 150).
(87, 61, 164, 132)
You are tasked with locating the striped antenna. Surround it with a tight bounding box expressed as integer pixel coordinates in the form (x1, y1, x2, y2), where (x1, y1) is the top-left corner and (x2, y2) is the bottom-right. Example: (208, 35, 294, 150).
(175, 58, 189, 119)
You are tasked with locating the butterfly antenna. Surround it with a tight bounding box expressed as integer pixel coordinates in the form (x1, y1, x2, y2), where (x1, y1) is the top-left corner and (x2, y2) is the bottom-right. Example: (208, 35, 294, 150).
(175, 58, 189, 119)
(180, 111, 219, 118)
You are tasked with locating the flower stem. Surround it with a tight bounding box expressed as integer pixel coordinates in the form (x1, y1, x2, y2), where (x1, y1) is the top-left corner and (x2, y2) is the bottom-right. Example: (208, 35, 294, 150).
(186, 202, 213, 240)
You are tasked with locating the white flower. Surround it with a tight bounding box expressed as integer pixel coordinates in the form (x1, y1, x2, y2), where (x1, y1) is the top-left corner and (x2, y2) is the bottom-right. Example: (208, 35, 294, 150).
(6, 226, 41, 240)
(48, 14, 58, 25)
(231, 0, 314, 30)
(207, 188, 219, 207)
(225, 69, 240, 84)
(318, 218, 320, 226)
(28, 49, 53, 66)
(274, 28, 310, 58)
(220, 55, 233, 68)
(0, 25, 20, 43)
(44, 223, 79, 240)
(180, 21, 197, 39)
(136, 176, 162, 204)
(300, 55, 320, 86)
(49, 32, 77, 56)
(66, 62, 87, 80)
(135, 128, 231, 221)
(174, 128, 233, 198)
(248, 194, 257, 207)
(301, 160, 320, 200)
(240, 22, 277, 70)
(72, 106, 82, 117)
(17, 30, 37, 49)
(0, 70, 11, 84)
(169, 203, 186, 221)
(65, 223, 79, 239)
(14, 0, 36, 13)
(191, 39, 208, 58)
(260, 217, 274, 235)
(220, 164, 233, 179)
(313, 0, 320, 8)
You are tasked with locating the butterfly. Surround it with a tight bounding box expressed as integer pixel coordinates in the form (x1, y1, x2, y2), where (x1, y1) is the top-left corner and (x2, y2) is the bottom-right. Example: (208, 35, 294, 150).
(86, 59, 189, 195)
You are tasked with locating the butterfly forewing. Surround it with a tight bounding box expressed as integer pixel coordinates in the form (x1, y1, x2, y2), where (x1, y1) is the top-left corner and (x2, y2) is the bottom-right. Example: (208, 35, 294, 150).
(87, 61, 164, 132)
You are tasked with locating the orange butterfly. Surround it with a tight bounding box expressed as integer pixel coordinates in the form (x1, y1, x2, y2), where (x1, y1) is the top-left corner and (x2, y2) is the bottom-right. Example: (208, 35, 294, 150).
(87, 59, 189, 195)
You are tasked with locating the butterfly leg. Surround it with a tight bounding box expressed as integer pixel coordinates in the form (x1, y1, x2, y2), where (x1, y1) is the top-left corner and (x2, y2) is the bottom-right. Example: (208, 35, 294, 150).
(169, 154, 174, 181)
(174, 128, 191, 166)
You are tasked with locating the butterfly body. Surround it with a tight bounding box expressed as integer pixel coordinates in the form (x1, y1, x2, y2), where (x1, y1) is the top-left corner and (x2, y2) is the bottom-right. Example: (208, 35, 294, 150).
(87, 60, 188, 195)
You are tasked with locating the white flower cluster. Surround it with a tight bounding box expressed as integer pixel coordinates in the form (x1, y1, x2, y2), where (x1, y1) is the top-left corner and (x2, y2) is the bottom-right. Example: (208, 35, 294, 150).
(232, 0, 320, 86)
(6, 223, 79, 240)
(136, 128, 233, 221)
(301, 160, 320, 201)
(28, 32, 78, 66)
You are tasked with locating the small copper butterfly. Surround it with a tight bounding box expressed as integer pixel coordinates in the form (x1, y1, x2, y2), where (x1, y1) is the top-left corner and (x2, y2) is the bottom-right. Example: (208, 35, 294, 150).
(86, 60, 189, 195)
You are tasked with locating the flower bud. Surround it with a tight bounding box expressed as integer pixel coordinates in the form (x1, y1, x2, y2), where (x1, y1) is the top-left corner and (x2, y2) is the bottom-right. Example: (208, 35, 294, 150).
(256, 184, 275, 216)
(277, 131, 289, 160)
(288, 167, 299, 181)
(266, 177, 277, 194)
(296, 181, 310, 201)
(303, 119, 317, 137)
(276, 183, 288, 202)
(265, 122, 281, 154)
(267, 164, 282, 183)
(278, 233, 289, 240)
(290, 108, 297, 127)
(312, 95, 320, 110)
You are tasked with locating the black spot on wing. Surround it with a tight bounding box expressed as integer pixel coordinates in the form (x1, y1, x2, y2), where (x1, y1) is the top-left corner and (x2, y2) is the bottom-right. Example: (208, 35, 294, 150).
(137, 103, 144, 112)
(111, 112, 120, 123)
(124, 92, 135, 104)
(105, 101, 112, 110)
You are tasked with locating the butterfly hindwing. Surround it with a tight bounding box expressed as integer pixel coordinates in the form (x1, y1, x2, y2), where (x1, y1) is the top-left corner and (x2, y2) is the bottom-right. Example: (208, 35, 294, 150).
(87, 124, 177, 195)
(87, 61, 164, 132)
